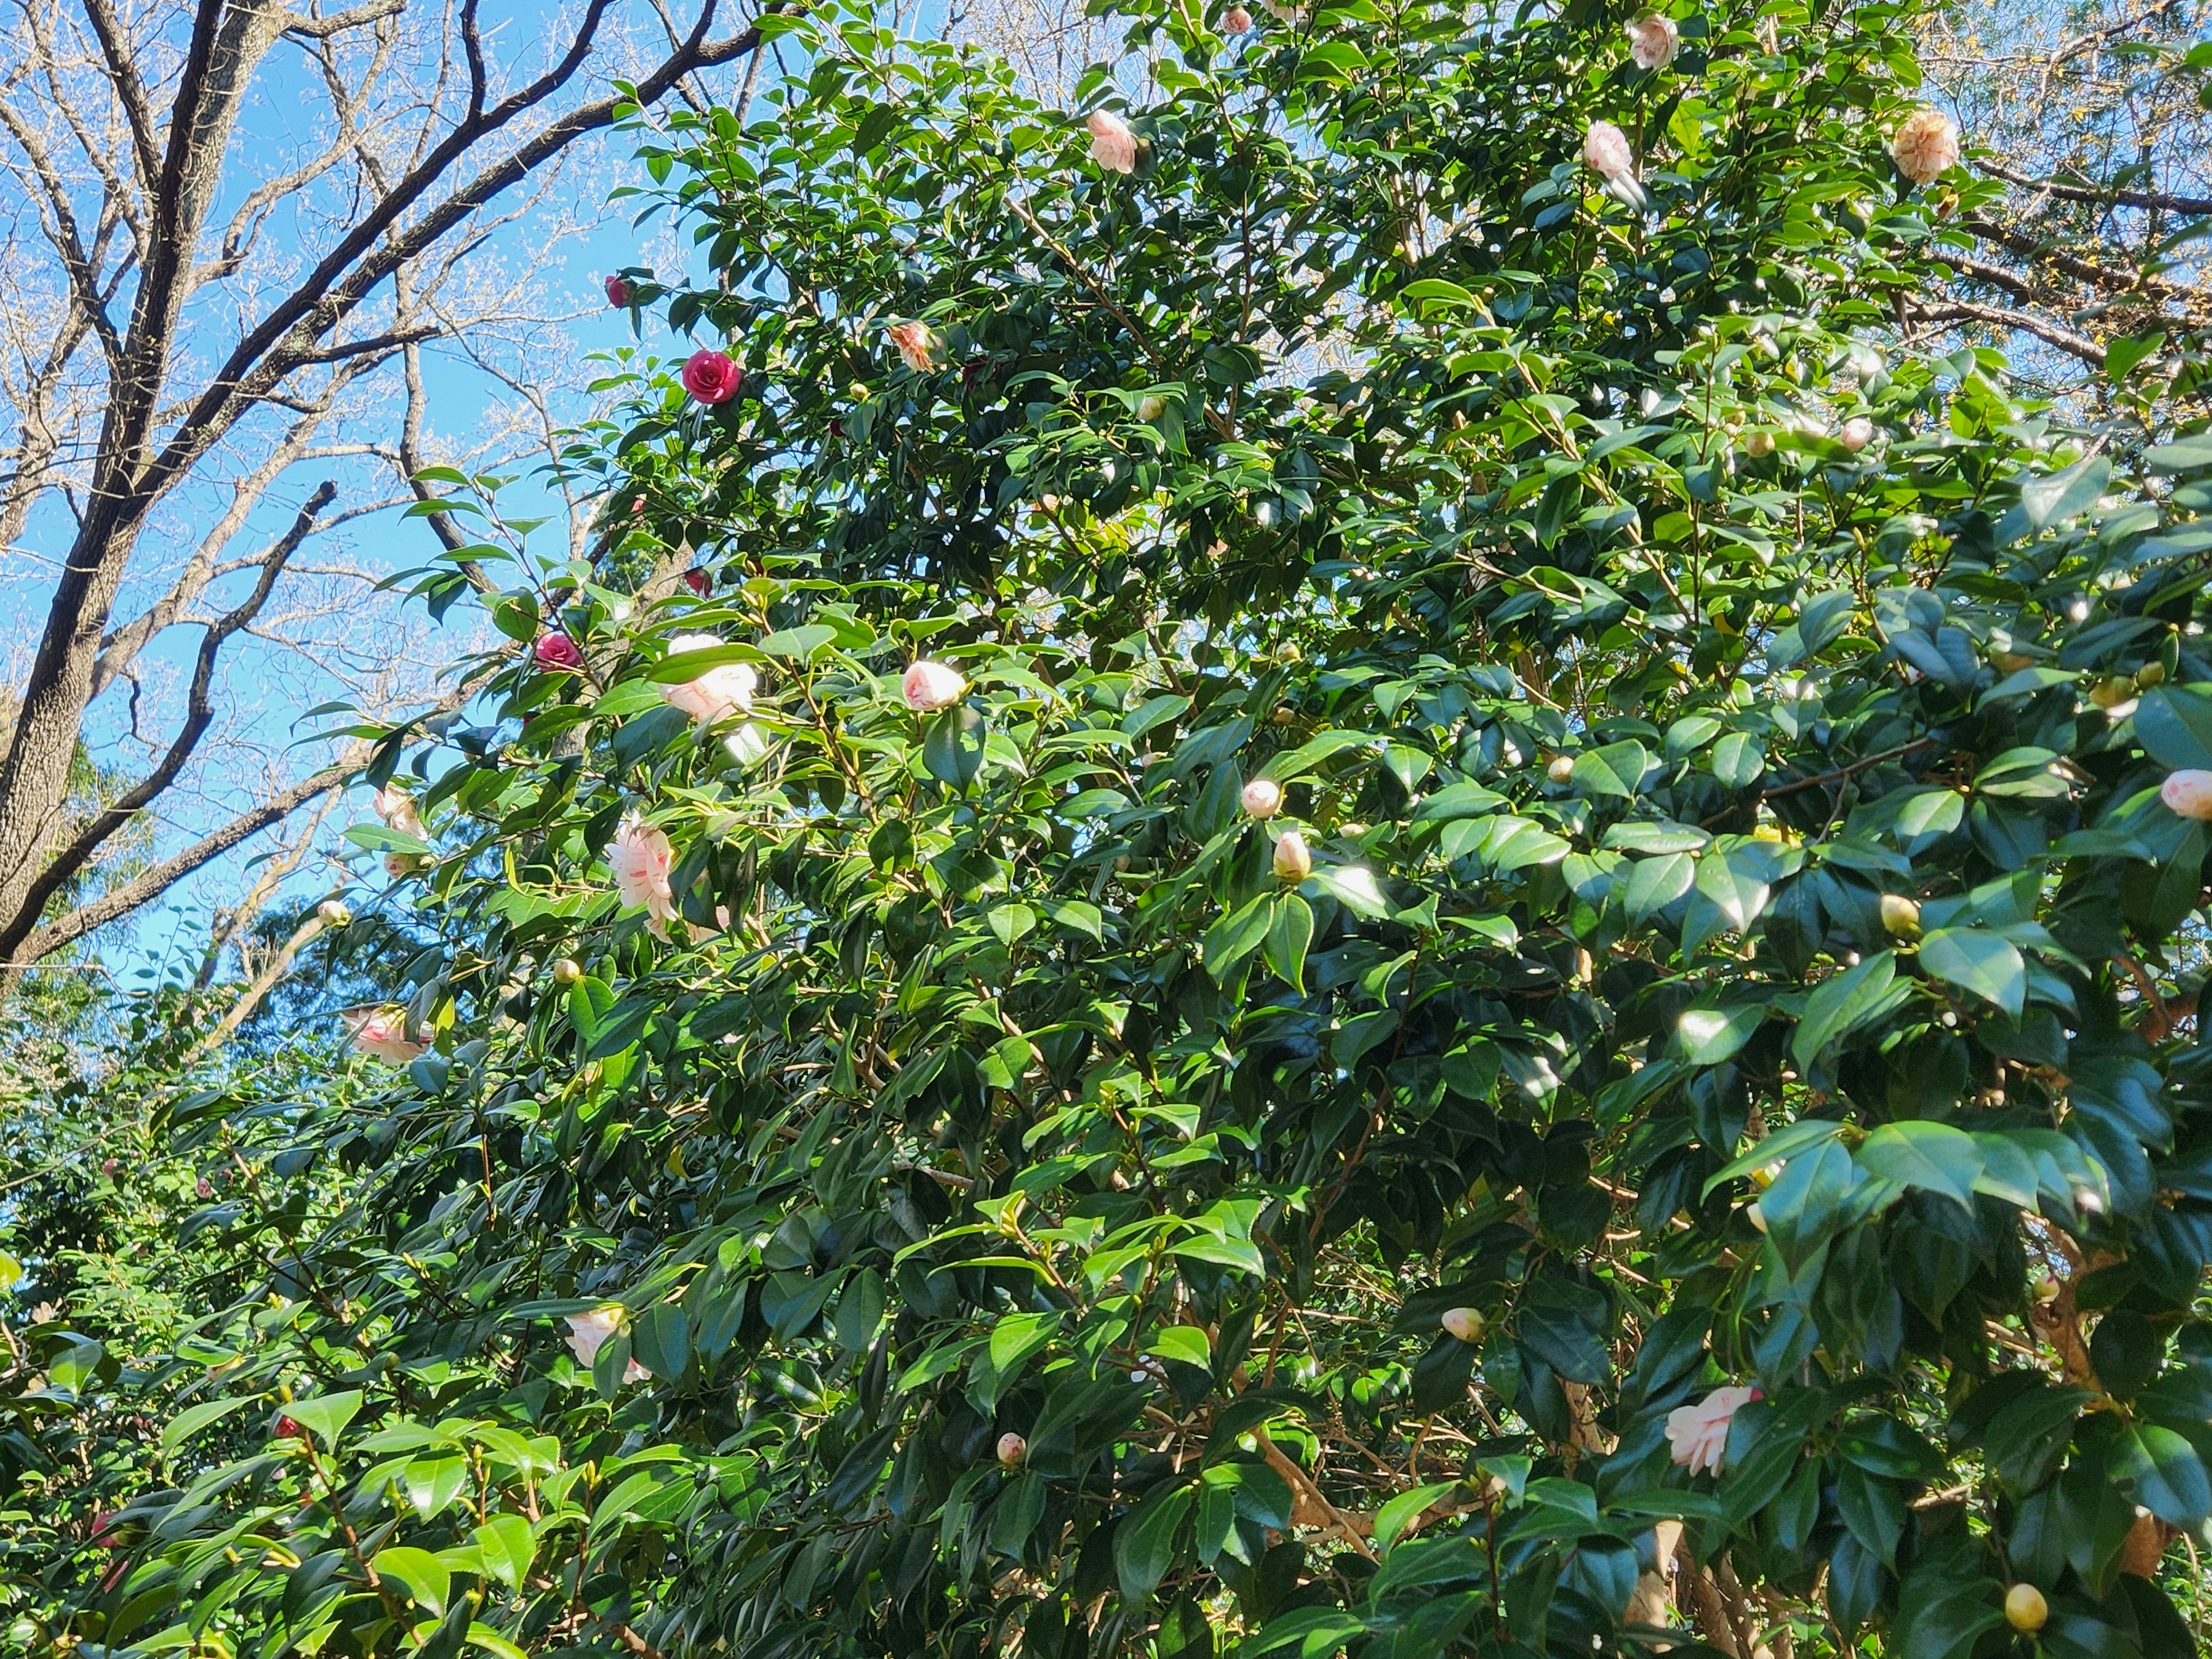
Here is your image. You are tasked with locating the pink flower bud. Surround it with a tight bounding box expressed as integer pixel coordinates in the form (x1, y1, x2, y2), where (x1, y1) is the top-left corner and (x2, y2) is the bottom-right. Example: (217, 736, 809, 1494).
(317, 899, 351, 927)
(902, 660, 968, 711)
(997, 1432, 1027, 1467)
(1625, 13, 1678, 69)
(535, 632, 584, 671)
(275, 1415, 305, 1440)
(1838, 416, 1873, 452)
(2162, 768, 2212, 820)
(1224, 5, 1252, 29)
(372, 786, 423, 837)
(1272, 830, 1312, 883)
(681, 347, 742, 406)
(1891, 105, 1960, 186)
(1085, 108, 1138, 174)
(1241, 777, 1283, 819)
(604, 274, 633, 308)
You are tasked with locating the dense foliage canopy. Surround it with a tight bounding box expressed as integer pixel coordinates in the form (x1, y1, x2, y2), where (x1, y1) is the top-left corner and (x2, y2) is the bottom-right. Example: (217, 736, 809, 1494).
(10, 0, 2212, 1656)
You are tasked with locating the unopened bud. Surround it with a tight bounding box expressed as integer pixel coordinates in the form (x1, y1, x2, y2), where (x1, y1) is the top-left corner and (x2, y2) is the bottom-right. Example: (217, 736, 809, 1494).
(1272, 830, 1312, 883)
(1441, 1307, 1486, 1344)
(551, 958, 584, 986)
(1880, 894, 1921, 938)
(2003, 1584, 2047, 1634)
(316, 900, 351, 927)
(1547, 755, 1575, 785)
(1241, 778, 1283, 819)
(997, 1432, 1027, 1468)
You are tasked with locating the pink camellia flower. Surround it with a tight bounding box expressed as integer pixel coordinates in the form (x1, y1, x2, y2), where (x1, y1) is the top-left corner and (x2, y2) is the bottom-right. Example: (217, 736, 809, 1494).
(604, 274, 633, 307)
(564, 1307, 652, 1384)
(1666, 1384, 1762, 1476)
(1891, 105, 1960, 185)
(351, 1007, 425, 1066)
(372, 786, 423, 838)
(661, 632, 758, 726)
(1241, 777, 1283, 819)
(535, 631, 584, 671)
(1582, 120, 1647, 209)
(1838, 415, 1874, 452)
(2162, 769, 2212, 820)
(886, 321, 940, 373)
(1086, 108, 1138, 174)
(611, 819, 675, 937)
(903, 660, 968, 711)
(681, 347, 743, 406)
(1626, 13, 1678, 69)
(1224, 4, 1253, 29)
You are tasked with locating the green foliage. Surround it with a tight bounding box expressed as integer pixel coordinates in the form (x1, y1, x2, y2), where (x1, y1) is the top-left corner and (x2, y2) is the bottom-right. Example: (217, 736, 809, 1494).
(19, 0, 2212, 1655)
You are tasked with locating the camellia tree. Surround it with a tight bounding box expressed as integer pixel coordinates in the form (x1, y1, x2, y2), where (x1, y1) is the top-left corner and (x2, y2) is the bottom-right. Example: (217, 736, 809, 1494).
(23, 0, 2212, 1655)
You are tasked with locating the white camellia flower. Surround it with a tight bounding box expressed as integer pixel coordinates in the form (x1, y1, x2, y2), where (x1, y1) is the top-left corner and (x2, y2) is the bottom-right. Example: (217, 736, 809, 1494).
(1085, 108, 1138, 173)
(565, 1307, 652, 1383)
(1891, 105, 1961, 185)
(1241, 777, 1283, 819)
(1665, 1384, 1760, 1475)
(1624, 13, 1677, 69)
(660, 632, 757, 726)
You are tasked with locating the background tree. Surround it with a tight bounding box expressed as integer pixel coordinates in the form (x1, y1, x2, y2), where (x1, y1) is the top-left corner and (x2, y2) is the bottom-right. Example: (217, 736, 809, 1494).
(0, 0, 783, 974)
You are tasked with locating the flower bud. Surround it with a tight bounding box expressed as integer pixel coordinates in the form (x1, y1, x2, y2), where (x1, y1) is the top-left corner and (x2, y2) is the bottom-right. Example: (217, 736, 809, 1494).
(551, 958, 584, 986)
(1137, 394, 1166, 422)
(1837, 415, 1873, 452)
(1272, 830, 1312, 884)
(2088, 675, 2135, 709)
(1547, 755, 1576, 785)
(902, 660, 968, 711)
(2003, 1584, 2047, 1634)
(604, 274, 632, 308)
(1441, 1307, 1486, 1343)
(2160, 768, 2212, 821)
(275, 1415, 305, 1440)
(1224, 3, 1252, 28)
(1745, 1201, 1768, 1233)
(997, 1432, 1027, 1468)
(1241, 777, 1283, 819)
(1880, 894, 1921, 938)
(1743, 429, 1775, 458)
(317, 900, 351, 927)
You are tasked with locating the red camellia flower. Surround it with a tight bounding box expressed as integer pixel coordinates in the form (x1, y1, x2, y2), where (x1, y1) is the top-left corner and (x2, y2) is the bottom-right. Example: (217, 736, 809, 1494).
(684, 568, 711, 597)
(681, 348, 742, 405)
(275, 1415, 305, 1439)
(535, 632, 584, 671)
(604, 273, 632, 307)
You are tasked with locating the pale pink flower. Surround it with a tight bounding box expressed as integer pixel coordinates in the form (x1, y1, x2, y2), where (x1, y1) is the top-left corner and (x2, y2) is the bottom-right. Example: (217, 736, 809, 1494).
(661, 632, 757, 726)
(1666, 1384, 1761, 1476)
(1273, 830, 1312, 883)
(681, 348, 742, 405)
(1086, 109, 1138, 175)
(887, 321, 940, 372)
(372, 787, 423, 838)
(903, 660, 968, 711)
(382, 851, 424, 881)
(1441, 1307, 1486, 1343)
(1241, 778, 1283, 819)
(1583, 120, 1647, 209)
(2162, 769, 2212, 820)
(1224, 4, 1253, 29)
(1626, 13, 1678, 69)
(351, 1007, 425, 1066)
(1838, 415, 1874, 452)
(611, 819, 675, 938)
(564, 1307, 651, 1383)
(1891, 106, 1960, 185)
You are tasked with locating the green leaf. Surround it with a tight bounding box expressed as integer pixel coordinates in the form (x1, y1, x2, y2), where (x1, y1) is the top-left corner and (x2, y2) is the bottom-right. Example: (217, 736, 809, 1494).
(1147, 1325, 1212, 1371)
(373, 1546, 451, 1614)
(161, 1393, 257, 1450)
(2020, 455, 2111, 533)
(1625, 852, 1694, 926)
(631, 1302, 691, 1380)
(1572, 740, 1649, 800)
(1264, 893, 1314, 992)
(1115, 1480, 1194, 1603)
(1675, 997, 1765, 1065)
(1792, 951, 1900, 1069)
(922, 705, 986, 787)
(1857, 1122, 1982, 1210)
(1203, 893, 1273, 980)
(2111, 1425, 2212, 1527)
(1372, 1481, 1457, 1554)
(474, 1516, 536, 1591)
(1917, 927, 2025, 1017)
(283, 1389, 364, 1449)
(2137, 687, 2212, 771)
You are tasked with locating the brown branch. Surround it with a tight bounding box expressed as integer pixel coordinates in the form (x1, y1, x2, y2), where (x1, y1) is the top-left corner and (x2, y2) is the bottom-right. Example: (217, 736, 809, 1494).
(1964, 217, 2206, 306)
(280, 0, 405, 37)
(1901, 297, 2106, 366)
(1975, 156, 2212, 218)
